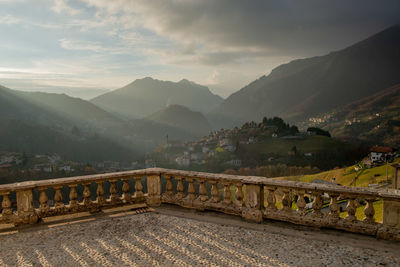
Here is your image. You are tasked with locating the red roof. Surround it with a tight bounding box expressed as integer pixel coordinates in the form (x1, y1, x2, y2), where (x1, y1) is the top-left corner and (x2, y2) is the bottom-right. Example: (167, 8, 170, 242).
(370, 146, 393, 153)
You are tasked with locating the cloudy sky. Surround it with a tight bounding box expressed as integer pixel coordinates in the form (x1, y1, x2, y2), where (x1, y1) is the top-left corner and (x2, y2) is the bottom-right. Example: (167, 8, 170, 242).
(0, 0, 399, 98)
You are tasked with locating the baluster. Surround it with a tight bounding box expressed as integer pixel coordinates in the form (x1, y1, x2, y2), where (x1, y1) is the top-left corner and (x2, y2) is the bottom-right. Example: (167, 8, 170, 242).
(185, 178, 196, 201)
(235, 182, 244, 207)
(345, 197, 357, 222)
(176, 177, 185, 199)
(363, 198, 375, 223)
(38, 188, 49, 214)
(83, 183, 92, 207)
(164, 175, 174, 197)
(96, 181, 105, 206)
(197, 179, 208, 202)
(296, 190, 306, 215)
(134, 176, 143, 198)
(209, 180, 219, 203)
(69, 185, 78, 211)
(281, 188, 291, 212)
(109, 179, 119, 204)
(122, 178, 131, 203)
(328, 193, 339, 220)
(311, 191, 323, 217)
(223, 182, 232, 205)
(266, 186, 277, 211)
(54, 186, 64, 211)
(1, 192, 12, 215)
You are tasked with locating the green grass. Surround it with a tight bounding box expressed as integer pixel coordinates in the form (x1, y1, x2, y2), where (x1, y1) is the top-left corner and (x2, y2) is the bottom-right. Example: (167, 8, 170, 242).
(279, 158, 399, 187)
(339, 200, 383, 223)
(276, 160, 400, 224)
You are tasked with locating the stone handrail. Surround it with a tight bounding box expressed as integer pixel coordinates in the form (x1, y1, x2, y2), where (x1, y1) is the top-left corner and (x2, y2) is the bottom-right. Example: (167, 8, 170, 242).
(1, 168, 399, 240)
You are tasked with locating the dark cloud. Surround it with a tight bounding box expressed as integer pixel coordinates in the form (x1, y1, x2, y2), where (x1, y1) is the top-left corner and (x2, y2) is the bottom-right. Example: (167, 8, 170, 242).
(136, 0, 400, 57)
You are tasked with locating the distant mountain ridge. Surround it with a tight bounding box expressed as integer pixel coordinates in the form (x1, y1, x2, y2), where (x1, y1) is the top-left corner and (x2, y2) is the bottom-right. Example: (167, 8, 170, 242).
(0, 85, 138, 161)
(91, 77, 223, 120)
(216, 25, 400, 126)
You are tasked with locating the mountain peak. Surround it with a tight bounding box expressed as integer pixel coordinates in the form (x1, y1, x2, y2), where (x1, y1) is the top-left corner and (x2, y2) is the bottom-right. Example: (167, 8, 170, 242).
(91, 77, 223, 119)
(178, 78, 193, 84)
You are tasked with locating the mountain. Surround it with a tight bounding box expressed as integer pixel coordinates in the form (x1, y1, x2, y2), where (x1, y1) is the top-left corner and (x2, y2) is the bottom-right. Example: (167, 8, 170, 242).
(146, 104, 212, 136)
(91, 77, 223, 119)
(302, 83, 400, 147)
(0, 85, 138, 161)
(132, 105, 212, 143)
(216, 25, 400, 126)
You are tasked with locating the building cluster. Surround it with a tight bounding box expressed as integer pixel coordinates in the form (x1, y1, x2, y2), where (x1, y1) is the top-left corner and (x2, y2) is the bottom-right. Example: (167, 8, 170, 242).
(0, 152, 140, 175)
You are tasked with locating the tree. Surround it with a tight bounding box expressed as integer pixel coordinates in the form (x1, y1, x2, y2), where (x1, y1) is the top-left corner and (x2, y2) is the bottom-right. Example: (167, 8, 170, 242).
(307, 127, 331, 137)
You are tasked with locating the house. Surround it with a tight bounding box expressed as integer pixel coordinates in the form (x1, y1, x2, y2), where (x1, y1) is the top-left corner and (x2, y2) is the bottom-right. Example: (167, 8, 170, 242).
(226, 159, 242, 167)
(33, 164, 53, 172)
(58, 165, 71, 172)
(202, 146, 210, 154)
(190, 153, 204, 161)
(247, 136, 256, 144)
(167, 140, 184, 147)
(0, 155, 20, 165)
(219, 138, 232, 147)
(370, 146, 394, 164)
(225, 145, 236, 152)
(176, 156, 190, 167)
(208, 150, 216, 157)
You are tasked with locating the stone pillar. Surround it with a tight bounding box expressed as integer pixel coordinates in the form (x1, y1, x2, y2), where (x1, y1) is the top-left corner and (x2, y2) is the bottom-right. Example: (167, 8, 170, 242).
(146, 175, 161, 206)
(241, 184, 263, 223)
(378, 199, 400, 240)
(16, 189, 38, 224)
(382, 199, 400, 229)
(393, 165, 400, 190)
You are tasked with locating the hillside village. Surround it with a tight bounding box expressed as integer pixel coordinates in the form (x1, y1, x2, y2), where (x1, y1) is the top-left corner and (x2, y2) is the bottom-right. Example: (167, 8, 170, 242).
(147, 117, 365, 173)
(0, 151, 139, 184)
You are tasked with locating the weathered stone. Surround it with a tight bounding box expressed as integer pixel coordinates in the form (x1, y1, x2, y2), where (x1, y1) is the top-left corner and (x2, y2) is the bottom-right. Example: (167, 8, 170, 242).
(146, 175, 161, 206)
(242, 184, 263, 223)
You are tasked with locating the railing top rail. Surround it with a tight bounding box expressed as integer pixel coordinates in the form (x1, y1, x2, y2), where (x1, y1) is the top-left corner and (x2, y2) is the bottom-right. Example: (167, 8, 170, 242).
(0, 168, 399, 200)
(156, 168, 400, 200)
(0, 168, 160, 192)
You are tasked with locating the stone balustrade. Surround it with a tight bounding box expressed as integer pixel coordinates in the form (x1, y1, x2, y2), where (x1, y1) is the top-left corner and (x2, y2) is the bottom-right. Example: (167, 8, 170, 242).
(1, 168, 400, 240)
(0, 169, 159, 226)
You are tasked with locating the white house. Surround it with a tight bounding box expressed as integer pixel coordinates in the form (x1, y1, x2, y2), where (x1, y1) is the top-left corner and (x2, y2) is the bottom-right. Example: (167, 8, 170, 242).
(58, 165, 71, 172)
(202, 146, 210, 154)
(176, 156, 190, 167)
(370, 146, 394, 163)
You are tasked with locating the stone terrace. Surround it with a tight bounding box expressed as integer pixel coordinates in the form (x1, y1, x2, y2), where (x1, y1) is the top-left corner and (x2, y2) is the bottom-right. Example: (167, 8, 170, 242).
(1, 167, 400, 266)
(1, 207, 400, 267)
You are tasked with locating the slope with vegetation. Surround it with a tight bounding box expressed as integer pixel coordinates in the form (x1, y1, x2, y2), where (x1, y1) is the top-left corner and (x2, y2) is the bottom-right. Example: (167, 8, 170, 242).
(216, 25, 400, 127)
(302, 83, 400, 148)
(0, 85, 138, 161)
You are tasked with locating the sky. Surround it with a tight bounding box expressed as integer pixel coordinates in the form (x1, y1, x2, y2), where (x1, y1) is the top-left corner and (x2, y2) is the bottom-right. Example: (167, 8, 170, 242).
(0, 0, 399, 99)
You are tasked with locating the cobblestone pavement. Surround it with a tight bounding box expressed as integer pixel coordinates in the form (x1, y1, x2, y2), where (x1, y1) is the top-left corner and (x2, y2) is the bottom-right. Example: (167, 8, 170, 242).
(0, 212, 399, 266)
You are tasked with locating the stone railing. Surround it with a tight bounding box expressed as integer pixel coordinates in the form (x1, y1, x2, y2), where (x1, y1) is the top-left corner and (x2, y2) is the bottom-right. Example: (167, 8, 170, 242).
(1, 168, 400, 240)
(0, 169, 160, 226)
